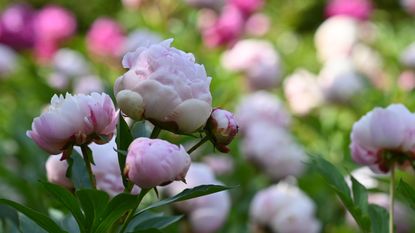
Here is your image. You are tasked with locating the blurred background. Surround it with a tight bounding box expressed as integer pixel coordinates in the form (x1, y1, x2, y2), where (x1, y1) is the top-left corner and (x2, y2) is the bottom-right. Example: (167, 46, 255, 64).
(0, 0, 415, 232)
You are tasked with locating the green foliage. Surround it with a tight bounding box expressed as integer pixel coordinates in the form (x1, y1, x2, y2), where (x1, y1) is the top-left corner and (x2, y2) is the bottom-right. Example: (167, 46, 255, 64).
(67, 151, 93, 189)
(397, 180, 415, 210)
(116, 114, 134, 189)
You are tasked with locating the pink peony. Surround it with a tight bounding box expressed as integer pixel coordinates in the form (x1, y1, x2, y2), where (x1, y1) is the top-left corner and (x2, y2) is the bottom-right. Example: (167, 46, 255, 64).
(250, 182, 321, 233)
(325, 0, 373, 21)
(86, 18, 125, 58)
(206, 108, 238, 152)
(115, 39, 212, 133)
(229, 0, 263, 16)
(164, 163, 230, 233)
(0, 44, 18, 77)
(125, 138, 191, 189)
(350, 104, 415, 172)
(222, 39, 281, 90)
(27, 92, 117, 155)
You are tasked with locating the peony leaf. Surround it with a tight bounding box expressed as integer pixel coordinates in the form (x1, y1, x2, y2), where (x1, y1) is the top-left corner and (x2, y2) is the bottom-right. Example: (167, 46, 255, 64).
(66, 151, 92, 189)
(397, 179, 415, 210)
(126, 211, 182, 232)
(368, 204, 389, 233)
(75, 189, 109, 232)
(116, 113, 134, 188)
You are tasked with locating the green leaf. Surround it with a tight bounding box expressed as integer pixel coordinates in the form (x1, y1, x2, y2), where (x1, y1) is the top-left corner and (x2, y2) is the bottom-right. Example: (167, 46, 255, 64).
(75, 189, 109, 232)
(130, 229, 164, 233)
(0, 204, 19, 227)
(92, 193, 138, 233)
(138, 185, 234, 214)
(397, 180, 415, 210)
(41, 182, 85, 233)
(368, 204, 389, 233)
(66, 151, 92, 189)
(128, 212, 182, 231)
(351, 176, 369, 213)
(116, 113, 134, 188)
(0, 199, 66, 233)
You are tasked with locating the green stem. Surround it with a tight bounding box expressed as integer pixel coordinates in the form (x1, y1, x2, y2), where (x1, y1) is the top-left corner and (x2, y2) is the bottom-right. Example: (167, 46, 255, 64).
(120, 188, 150, 233)
(81, 145, 96, 189)
(150, 126, 161, 139)
(187, 136, 209, 154)
(389, 165, 395, 233)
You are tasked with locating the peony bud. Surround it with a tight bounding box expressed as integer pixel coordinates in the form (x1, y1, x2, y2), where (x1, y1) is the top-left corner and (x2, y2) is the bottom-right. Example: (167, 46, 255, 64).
(125, 138, 191, 189)
(115, 39, 212, 133)
(206, 108, 238, 152)
(350, 104, 415, 172)
(250, 182, 321, 233)
(27, 92, 118, 155)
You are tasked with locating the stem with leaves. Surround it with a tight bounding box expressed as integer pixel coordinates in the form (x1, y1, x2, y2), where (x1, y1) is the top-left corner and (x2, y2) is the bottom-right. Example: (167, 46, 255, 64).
(80, 145, 96, 189)
(120, 188, 150, 233)
(389, 165, 395, 233)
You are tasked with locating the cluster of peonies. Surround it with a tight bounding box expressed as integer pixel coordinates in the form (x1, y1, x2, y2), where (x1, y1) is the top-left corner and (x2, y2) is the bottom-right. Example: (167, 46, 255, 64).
(164, 163, 231, 233)
(237, 91, 307, 180)
(221, 39, 282, 91)
(192, 0, 268, 48)
(0, 4, 76, 63)
(350, 104, 415, 173)
(28, 40, 237, 211)
(250, 182, 321, 233)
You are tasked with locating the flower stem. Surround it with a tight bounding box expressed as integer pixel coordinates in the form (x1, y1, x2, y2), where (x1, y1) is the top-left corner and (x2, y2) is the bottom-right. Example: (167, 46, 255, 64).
(389, 165, 395, 233)
(80, 145, 96, 189)
(150, 126, 161, 139)
(187, 136, 209, 154)
(120, 188, 150, 233)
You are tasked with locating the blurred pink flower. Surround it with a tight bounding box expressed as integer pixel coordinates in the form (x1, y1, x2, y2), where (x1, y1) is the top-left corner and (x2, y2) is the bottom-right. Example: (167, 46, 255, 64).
(122, 0, 143, 9)
(350, 104, 415, 172)
(315, 16, 359, 62)
(202, 154, 234, 175)
(229, 0, 263, 16)
(27, 93, 117, 155)
(46, 139, 140, 197)
(206, 108, 238, 152)
(125, 138, 191, 189)
(123, 29, 162, 53)
(186, 0, 224, 11)
(241, 123, 306, 180)
(401, 0, 415, 15)
(222, 39, 281, 90)
(283, 69, 323, 115)
(0, 44, 18, 77)
(53, 48, 90, 77)
(34, 5, 76, 43)
(250, 182, 321, 233)
(0, 4, 36, 50)
(326, 0, 373, 20)
(398, 70, 415, 91)
(400, 42, 415, 69)
(86, 18, 125, 58)
(201, 5, 245, 48)
(236, 91, 291, 133)
(74, 75, 104, 94)
(115, 39, 212, 133)
(164, 163, 230, 233)
(245, 13, 270, 36)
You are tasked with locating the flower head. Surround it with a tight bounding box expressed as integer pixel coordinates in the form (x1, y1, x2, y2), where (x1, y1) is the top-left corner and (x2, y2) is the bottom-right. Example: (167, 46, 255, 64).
(206, 108, 238, 152)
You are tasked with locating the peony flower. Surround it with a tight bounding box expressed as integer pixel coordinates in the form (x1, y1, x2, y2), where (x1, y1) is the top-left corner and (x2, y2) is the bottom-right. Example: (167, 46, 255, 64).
(398, 70, 415, 91)
(315, 16, 359, 62)
(34, 5, 76, 43)
(241, 122, 306, 180)
(202, 154, 234, 175)
(74, 75, 104, 94)
(27, 92, 118, 155)
(235, 91, 291, 133)
(325, 0, 373, 21)
(0, 44, 18, 77)
(350, 104, 415, 172)
(250, 182, 321, 233)
(115, 39, 212, 133)
(229, 0, 263, 16)
(401, 0, 415, 15)
(164, 163, 230, 233)
(125, 138, 191, 189)
(0, 4, 36, 50)
(244, 13, 270, 36)
(86, 18, 125, 58)
(318, 58, 364, 102)
(283, 69, 323, 115)
(123, 29, 162, 53)
(52, 48, 90, 77)
(201, 4, 245, 48)
(46, 139, 140, 197)
(221, 39, 281, 90)
(206, 108, 238, 152)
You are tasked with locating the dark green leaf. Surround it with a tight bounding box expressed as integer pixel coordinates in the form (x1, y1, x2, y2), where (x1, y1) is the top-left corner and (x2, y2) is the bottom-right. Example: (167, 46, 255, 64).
(0, 199, 66, 233)
(66, 151, 92, 189)
(92, 193, 138, 233)
(130, 229, 164, 233)
(41, 182, 85, 233)
(397, 180, 415, 210)
(76, 189, 109, 232)
(368, 204, 389, 233)
(19, 215, 48, 233)
(127, 211, 182, 231)
(138, 185, 234, 214)
(351, 176, 369, 213)
(0, 204, 19, 227)
(116, 113, 134, 188)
